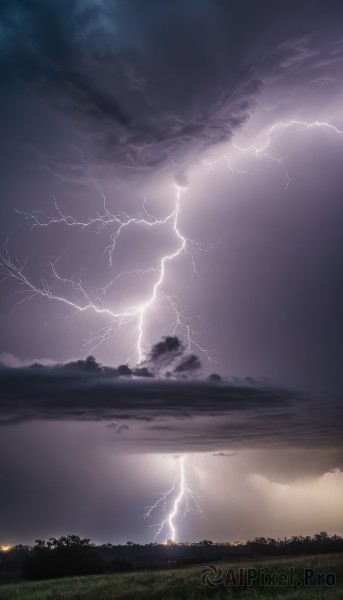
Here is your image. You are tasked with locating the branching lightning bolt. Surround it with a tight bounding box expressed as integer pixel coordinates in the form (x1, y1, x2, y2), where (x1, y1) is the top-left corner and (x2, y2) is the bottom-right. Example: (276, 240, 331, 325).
(2, 120, 342, 363)
(0, 186, 214, 363)
(206, 120, 343, 190)
(143, 456, 203, 543)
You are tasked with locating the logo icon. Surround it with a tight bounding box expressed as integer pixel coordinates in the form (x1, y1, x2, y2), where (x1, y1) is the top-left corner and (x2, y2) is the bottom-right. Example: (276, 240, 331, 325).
(201, 564, 224, 587)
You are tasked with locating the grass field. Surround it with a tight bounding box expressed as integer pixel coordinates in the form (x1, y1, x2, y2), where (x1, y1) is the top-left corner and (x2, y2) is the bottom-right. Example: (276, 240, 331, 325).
(0, 554, 342, 599)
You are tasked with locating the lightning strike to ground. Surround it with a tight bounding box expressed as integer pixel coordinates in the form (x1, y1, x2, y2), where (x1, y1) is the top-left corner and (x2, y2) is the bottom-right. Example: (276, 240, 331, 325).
(143, 456, 203, 543)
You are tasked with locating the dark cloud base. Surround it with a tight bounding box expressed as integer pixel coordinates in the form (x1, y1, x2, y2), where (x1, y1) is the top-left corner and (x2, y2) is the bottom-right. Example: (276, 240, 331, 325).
(0, 355, 341, 453)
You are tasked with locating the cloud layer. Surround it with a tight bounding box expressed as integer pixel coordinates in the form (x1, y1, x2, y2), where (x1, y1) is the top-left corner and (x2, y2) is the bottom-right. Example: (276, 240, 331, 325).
(0, 352, 341, 454)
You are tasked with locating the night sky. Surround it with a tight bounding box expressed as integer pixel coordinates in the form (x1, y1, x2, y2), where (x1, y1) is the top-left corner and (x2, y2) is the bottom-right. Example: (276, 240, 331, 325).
(1, 0, 343, 546)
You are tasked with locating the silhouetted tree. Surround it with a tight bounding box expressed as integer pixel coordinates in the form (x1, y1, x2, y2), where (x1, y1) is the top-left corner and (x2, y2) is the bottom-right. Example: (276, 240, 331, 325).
(23, 535, 104, 580)
(199, 540, 213, 546)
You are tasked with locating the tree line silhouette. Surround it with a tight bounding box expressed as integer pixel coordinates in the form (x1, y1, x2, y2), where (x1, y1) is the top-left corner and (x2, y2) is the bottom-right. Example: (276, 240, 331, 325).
(0, 532, 342, 581)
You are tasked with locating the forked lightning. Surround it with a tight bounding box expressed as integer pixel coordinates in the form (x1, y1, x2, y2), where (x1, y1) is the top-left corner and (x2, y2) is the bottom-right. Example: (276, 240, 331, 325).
(1, 120, 342, 364)
(143, 456, 203, 543)
(0, 185, 212, 363)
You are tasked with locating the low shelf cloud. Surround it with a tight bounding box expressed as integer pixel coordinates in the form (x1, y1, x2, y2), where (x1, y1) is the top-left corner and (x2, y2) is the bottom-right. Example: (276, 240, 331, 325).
(1, 338, 342, 458)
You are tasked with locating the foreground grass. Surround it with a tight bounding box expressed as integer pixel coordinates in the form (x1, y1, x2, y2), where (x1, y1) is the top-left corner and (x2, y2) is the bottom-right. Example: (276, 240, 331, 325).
(0, 554, 342, 600)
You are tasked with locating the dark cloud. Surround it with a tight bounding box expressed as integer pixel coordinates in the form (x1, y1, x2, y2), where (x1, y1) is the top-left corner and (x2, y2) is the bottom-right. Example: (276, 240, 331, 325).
(148, 336, 183, 359)
(107, 422, 129, 434)
(45, 355, 152, 379)
(208, 373, 222, 383)
(4, 0, 341, 175)
(132, 367, 154, 378)
(64, 355, 103, 372)
(60, 338, 202, 378)
(143, 336, 184, 372)
(0, 359, 342, 453)
(0, 0, 259, 171)
(212, 452, 237, 457)
(2, 1, 341, 170)
(117, 364, 133, 377)
(174, 354, 201, 374)
(0, 0, 130, 127)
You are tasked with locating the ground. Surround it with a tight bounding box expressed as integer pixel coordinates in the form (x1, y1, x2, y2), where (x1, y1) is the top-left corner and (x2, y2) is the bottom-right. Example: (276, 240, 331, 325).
(0, 554, 342, 599)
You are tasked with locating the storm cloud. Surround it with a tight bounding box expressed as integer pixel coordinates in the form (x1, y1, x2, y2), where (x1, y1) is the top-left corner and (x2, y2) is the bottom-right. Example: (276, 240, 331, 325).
(1, 0, 342, 173)
(0, 358, 342, 454)
(1, 0, 343, 547)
